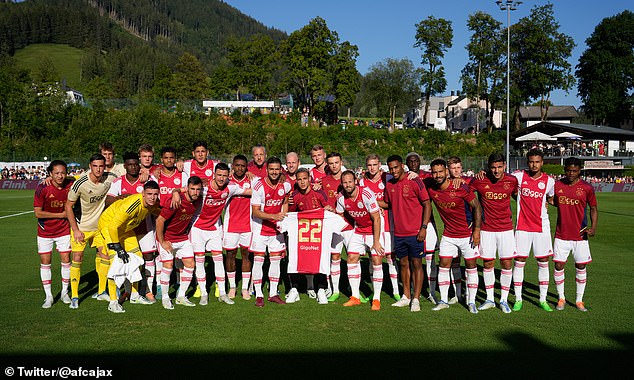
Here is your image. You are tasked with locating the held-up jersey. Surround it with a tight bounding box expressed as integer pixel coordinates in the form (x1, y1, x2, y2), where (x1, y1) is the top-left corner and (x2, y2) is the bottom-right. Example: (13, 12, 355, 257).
(554, 179, 597, 241)
(470, 174, 518, 232)
(34, 181, 73, 238)
(223, 174, 252, 234)
(512, 170, 555, 233)
(426, 181, 476, 239)
(193, 184, 245, 231)
(336, 187, 380, 235)
(251, 178, 291, 236)
(280, 209, 348, 275)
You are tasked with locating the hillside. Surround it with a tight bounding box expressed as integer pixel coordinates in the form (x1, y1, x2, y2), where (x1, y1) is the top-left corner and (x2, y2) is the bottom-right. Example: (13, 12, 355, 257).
(13, 44, 84, 90)
(0, 0, 287, 94)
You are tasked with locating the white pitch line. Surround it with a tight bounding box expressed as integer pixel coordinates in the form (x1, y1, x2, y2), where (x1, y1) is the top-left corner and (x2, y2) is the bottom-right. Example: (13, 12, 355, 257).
(0, 211, 33, 219)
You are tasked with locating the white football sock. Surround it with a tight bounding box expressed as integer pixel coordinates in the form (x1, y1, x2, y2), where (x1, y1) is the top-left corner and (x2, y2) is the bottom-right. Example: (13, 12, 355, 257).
(268, 256, 282, 298)
(372, 264, 383, 301)
(513, 260, 526, 301)
(500, 269, 512, 303)
(252, 256, 265, 298)
(466, 267, 478, 304)
(537, 261, 550, 303)
(438, 267, 450, 303)
(330, 259, 341, 294)
(212, 254, 226, 296)
(194, 254, 207, 296)
(348, 263, 361, 299)
(177, 267, 194, 298)
(554, 269, 565, 300)
(483, 267, 495, 301)
(40, 264, 52, 299)
(575, 268, 587, 303)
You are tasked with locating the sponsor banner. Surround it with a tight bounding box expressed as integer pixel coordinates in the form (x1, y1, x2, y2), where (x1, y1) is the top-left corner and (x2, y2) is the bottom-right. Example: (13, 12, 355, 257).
(0, 180, 40, 190)
(591, 183, 634, 192)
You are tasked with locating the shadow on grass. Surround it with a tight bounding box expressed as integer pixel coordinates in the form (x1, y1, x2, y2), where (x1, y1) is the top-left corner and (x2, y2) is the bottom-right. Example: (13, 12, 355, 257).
(2, 332, 632, 378)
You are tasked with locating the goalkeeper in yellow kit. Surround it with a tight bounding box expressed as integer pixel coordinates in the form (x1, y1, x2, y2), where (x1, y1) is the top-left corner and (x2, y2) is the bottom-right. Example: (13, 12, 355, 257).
(94, 181, 161, 313)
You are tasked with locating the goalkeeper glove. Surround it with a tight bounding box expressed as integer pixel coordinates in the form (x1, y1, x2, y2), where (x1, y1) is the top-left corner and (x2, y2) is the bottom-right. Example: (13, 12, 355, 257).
(107, 242, 129, 264)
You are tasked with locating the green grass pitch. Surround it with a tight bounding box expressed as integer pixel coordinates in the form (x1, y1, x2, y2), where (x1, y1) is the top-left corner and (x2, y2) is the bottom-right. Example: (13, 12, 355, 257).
(0, 190, 632, 377)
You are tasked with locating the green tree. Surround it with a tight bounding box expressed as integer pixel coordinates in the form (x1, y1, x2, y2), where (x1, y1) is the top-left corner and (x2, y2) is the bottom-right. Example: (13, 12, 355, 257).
(364, 58, 421, 130)
(282, 17, 359, 123)
(223, 34, 279, 100)
(414, 16, 453, 127)
(576, 10, 634, 127)
(172, 53, 209, 100)
(511, 3, 576, 129)
(461, 11, 505, 132)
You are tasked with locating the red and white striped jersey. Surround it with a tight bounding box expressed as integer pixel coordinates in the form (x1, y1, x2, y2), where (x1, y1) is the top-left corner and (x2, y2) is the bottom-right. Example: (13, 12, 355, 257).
(156, 170, 188, 204)
(251, 178, 291, 236)
(512, 170, 555, 233)
(281, 209, 348, 275)
(359, 172, 390, 232)
(183, 159, 216, 183)
(336, 187, 380, 235)
(108, 176, 144, 197)
(223, 174, 252, 234)
(193, 184, 244, 231)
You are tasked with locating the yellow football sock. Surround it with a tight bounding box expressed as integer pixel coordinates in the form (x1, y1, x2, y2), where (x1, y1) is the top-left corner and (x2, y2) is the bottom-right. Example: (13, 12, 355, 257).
(70, 260, 82, 299)
(97, 258, 110, 294)
(107, 278, 118, 301)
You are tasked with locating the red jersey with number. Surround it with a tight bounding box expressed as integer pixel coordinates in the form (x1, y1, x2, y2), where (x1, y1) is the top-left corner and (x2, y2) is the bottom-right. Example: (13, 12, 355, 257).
(247, 161, 267, 179)
(183, 159, 215, 183)
(359, 172, 390, 232)
(426, 181, 475, 238)
(385, 176, 430, 237)
(336, 187, 380, 235)
(251, 178, 291, 236)
(160, 195, 198, 243)
(512, 170, 555, 233)
(194, 184, 244, 231)
(321, 174, 343, 208)
(554, 179, 597, 241)
(34, 181, 73, 238)
(470, 174, 518, 232)
(223, 174, 252, 233)
(281, 209, 348, 275)
(157, 170, 187, 203)
(291, 188, 329, 212)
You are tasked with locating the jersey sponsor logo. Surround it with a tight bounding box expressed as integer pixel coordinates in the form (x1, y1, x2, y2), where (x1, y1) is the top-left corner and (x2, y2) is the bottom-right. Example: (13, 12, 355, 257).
(50, 200, 65, 208)
(348, 210, 368, 218)
(160, 187, 175, 195)
(178, 213, 193, 221)
(484, 192, 509, 200)
(89, 193, 106, 203)
(174, 178, 181, 185)
(205, 198, 226, 206)
(520, 187, 544, 199)
(538, 182, 546, 190)
(436, 201, 457, 209)
(558, 195, 580, 205)
(265, 199, 283, 207)
(277, 188, 285, 196)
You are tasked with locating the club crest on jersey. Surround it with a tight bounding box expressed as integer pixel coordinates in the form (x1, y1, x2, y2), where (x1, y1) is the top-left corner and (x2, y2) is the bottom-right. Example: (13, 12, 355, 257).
(576, 188, 584, 196)
(402, 184, 410, 194)
(378, 182, 385, 190)
(277, 188, 285, 196)
(244, 182, 251, 189)
(449, 190, 456, 198)
(221, 192, 228, 199)
(205, 169, 213, 177)
(538, 182, 546, 190)
(357, 202, 364, 209)
(503, 182, 510, 190)
(174, 178, 181, 185)
(136, 185, 143, 193)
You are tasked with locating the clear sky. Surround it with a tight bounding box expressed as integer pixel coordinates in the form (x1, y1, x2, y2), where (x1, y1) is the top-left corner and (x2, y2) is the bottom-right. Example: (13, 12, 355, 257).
(224, 0, 632, 108)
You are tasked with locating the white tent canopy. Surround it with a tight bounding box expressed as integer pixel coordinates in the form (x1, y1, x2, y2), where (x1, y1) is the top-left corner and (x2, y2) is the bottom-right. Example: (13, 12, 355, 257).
(515, 131, 557, 141)
(552, 131, 582, 139)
